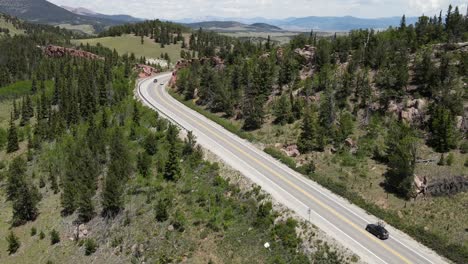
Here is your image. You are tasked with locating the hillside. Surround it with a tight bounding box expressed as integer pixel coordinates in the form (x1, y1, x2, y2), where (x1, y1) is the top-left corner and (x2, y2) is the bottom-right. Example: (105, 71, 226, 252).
(278, 15, 419, 31)
(0, 14, 24, 35)
(176, 15, 419, 32)
(72, 34, 186, 63)
(186, 21, 284, 32)
(61, 5, 144, 23)
(172, 5, 468, 263)
(0, 0, 121, 33)
(0, 18, 354, 264)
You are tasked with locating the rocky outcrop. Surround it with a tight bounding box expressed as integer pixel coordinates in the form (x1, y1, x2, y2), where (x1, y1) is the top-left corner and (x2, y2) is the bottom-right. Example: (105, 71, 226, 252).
(387, 98, 428, 124)
(44, 45, 103, 60)
(414, 175, 468, 198)
(135, 64, 158, 78)
(276, 47, 284, 61)
(70, 224, 89, 241)
(294, 45, 316, 64)
(282, 144, 301, 157)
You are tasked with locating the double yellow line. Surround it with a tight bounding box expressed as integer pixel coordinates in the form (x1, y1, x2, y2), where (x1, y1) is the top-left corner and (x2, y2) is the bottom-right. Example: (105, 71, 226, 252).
(148, 77, 413, 264)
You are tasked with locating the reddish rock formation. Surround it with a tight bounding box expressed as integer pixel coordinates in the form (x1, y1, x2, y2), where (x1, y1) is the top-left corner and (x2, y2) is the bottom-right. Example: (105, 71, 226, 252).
(44, 45, 103, 60)
(135, 64, 159, 78)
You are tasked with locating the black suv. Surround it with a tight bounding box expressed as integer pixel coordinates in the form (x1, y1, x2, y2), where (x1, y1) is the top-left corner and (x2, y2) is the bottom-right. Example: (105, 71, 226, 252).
(366, 223, 389, 240)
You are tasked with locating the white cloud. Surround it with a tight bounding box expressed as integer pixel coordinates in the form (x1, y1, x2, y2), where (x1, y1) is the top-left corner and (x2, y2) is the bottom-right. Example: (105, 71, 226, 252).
(48, 0, 467, 19)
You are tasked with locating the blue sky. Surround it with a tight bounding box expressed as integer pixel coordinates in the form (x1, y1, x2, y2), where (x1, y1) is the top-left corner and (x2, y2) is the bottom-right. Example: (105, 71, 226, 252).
(48, 0, 467, 20)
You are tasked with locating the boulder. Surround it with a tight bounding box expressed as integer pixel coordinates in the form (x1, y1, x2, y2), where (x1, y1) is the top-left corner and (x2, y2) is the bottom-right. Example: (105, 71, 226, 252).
(135, 64, 158, 78)
(276, 48, 284, 61)
(456, 116, 463, 129)
(387, 100, 399, 114)
(294, 45, 316, 64)
(400, 107, 420, 123)
(344, 138, 356, 148)
(282, 144, 300, 157)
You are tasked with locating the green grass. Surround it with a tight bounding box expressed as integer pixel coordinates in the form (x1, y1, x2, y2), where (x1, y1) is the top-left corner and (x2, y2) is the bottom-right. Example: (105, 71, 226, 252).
(58, 24, 96, 35)
(0, 18, 25, 36)
(169, 88, 468, 263)
(72, 34, 187, 62)
(0, 80, 54, 100)
(169, 90, 255, 141)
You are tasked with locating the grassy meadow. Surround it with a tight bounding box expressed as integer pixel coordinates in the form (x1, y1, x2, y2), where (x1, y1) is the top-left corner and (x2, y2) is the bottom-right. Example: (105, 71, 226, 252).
(72, 34, 187, 62)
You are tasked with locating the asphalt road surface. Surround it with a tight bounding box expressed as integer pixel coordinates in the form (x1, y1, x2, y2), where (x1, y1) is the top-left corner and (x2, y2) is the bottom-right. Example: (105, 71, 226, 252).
(137, 73, 449, 264)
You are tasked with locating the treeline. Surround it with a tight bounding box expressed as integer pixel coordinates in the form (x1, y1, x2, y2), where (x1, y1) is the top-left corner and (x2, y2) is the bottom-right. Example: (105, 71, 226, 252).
(0, 14, 152, 226)
(100, 19, 188, 47)
(0, 14, 74, 88)
(173, 5, 467, 262)
(177, 4, 467, 193)
(0, 16, 328, 263)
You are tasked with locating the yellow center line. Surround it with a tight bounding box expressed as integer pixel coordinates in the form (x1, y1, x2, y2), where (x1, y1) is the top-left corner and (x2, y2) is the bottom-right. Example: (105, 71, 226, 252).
(151, 79, 412, 264)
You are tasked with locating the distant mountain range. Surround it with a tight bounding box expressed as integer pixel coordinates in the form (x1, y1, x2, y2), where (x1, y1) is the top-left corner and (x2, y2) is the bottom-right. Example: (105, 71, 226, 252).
(176, 15, 418, 31)
(185, 21, 283, 32)
(61, 5, 143, 23)
(0, 0, 141, 34)
(0, 0, 417, 33)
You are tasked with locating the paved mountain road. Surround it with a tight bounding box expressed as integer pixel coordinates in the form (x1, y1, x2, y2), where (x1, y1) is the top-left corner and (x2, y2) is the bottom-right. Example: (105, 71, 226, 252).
(137, 73, 449, 264)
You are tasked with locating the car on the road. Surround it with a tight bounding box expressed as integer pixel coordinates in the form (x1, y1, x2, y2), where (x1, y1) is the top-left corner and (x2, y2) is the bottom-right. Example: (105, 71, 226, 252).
(366, 223, 389, 240)
(153, 79, 158, 83)
(160, 82, 165, 86)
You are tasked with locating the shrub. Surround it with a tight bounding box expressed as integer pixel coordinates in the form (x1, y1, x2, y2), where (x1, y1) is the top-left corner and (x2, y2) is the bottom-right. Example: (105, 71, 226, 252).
(300, 160, 316, 176)
(84, 238, 98, 256)
(446, 153, 455, 166)
(6, 231, 20, 255)
(459, 141, 468, 154)
(272, 218, 301, 249)
(254, 201, 274, 228)
(50, 229, 60, 245)
(264, 147, 296, 169)
(171, 210, 186, 232)
(155, 198, 169, 222)
(31, 227, 37, 236)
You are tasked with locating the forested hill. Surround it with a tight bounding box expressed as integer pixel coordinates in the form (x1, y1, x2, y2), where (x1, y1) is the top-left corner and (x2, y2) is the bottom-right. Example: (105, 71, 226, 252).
(0, 13, 348, 264)
(99, 20, 190, 47)
(172, 5, 468, 263)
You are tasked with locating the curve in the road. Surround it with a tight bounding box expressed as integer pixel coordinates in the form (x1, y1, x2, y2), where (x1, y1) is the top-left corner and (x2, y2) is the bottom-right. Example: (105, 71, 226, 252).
(137, 74, 448, 264)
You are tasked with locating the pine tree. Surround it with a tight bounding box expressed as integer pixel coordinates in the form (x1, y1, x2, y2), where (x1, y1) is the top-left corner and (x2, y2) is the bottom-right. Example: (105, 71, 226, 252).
(132, 101, 140, 126)
(298, 104, 322, 152)
(50, 229, 60, 245)
(319, 86, 336, 131)
(12, 99, 19, 120)
(12, 180, 40, 226)
(6, 114, 19, 153)
(429, 105, 458, 153)
(273, 94, 293, 125)
(77, 188, 95, 223)
(163, 146, 181, 181)
(102, 129, 131, 217)
(31, 76, 37, 94)
(335, 111, 354, 145)
(6, 156, 27, 201)
(7, 157, 40, 226)
(6, 231, 20, 255)
(137, 152, 151, 177)
(385, 123, 418, 198)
